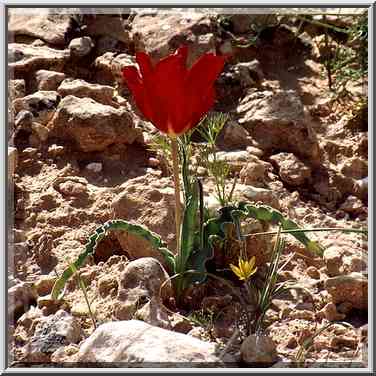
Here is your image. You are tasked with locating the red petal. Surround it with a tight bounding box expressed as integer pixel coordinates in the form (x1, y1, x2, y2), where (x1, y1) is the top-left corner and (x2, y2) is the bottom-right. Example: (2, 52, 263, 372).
(122, 66, 154, 122)
(187, 53, 226, 96)
(122, 66, 141, 89)
(152, 47, 190, 135)
(185, 53, 225, 128)
(136, 52, 154, 78)
(190, 87, 215, 129)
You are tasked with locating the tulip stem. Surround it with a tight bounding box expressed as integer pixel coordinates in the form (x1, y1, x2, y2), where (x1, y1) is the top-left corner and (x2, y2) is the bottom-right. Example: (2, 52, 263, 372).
(170, 137, 182, 254)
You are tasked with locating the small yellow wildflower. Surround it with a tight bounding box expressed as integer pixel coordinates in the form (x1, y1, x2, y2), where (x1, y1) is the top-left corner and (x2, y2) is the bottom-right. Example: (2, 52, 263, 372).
(230, 256, 257, 281)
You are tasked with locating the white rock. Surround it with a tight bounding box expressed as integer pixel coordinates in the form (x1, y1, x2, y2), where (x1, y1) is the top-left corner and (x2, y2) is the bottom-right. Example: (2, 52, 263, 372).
(35, 70, 66, 91)
(69, 36, 94, 57)
(85, 162, 103, 173)
(57, 78, 115, 106)
(73, 320, 235, 366)
(239, 184, 280, 209)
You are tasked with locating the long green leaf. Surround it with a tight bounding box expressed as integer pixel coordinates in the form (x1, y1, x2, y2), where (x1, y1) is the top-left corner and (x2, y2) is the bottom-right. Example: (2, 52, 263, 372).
(51, 220, 175, 300)
(176, 180, 200, 274)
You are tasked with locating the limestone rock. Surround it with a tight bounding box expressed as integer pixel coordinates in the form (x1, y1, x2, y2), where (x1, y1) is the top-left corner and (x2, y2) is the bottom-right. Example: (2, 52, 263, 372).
(8, 282, 37, 320)
(112, 174, 176, 263)
(211, 150, 249, 173)
(317, 302, 346, 321)
(9, 13, 74, 46)
(114, 257, 173, 329)
(237, 90, 321, 164)
(35, 70, 66, 91)
(84, 14, 131, 44)
(47, 95, 141, 152)
(24, 309, 82, 362)
(238, 184, 280, 209)
(241, 334, 278, 364)
(57, 78, 115, 106)
(31, 122, 49, 142)
(8, 43, 69, 75)
(340, 195, 365, 215)
(94, 52, 135, 85)
(34, 275, 56, 296)
(13, 91, 61, 126)
(216, 60, 264, 105)
(239, 156, 272, 187)
(323, 246, 345, 277)
(220, 121, 251, 150)
(340, 157, 367, 180)
(69, 36, 94, 57)
(270, 152, 312, 186)
(9, 79, 26, 101)
(15, 306, 44, 338)
(73, 320, 235, 366)
(131, 12, 215, 66)
(325, 272, 368, 310)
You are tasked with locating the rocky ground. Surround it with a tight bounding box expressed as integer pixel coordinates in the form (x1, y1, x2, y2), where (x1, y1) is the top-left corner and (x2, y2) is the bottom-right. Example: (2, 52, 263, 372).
(8, 9, 368, 368)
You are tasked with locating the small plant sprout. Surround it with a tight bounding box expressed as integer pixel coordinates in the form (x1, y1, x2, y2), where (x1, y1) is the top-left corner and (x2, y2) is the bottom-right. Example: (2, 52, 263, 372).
(68, 261, 97, 330)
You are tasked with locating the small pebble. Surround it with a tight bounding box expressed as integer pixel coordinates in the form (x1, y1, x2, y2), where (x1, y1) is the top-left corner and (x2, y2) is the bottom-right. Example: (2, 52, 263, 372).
(48, 144, 65, 158)
(148, 157, 160, 168)
(286, 336, 298, 349)
(197, 166, 207, 176)
(306, 266, 320, 279)
(86, 162, 102, 173)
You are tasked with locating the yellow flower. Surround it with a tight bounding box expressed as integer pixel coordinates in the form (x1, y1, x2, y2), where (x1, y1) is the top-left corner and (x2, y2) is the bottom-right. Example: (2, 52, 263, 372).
(230, 256, 258, 281)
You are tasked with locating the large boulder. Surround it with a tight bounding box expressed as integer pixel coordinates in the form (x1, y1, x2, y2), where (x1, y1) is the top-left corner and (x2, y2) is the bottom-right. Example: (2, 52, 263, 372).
(237, 89, 321, 164)
(72, 319, 235, 366)
(47, 95, 141, 152)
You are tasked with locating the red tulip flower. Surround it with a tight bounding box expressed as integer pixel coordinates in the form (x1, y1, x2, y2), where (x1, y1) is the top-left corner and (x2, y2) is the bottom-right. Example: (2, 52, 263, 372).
(122, 46, 226, 137)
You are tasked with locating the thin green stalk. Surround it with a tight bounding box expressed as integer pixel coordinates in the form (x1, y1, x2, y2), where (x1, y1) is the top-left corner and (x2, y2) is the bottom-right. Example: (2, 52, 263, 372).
(170, 137, 182, 254)
(69, 263, 97, 330)
(243, 227, 367, 238)
(296, 15, 350, 34)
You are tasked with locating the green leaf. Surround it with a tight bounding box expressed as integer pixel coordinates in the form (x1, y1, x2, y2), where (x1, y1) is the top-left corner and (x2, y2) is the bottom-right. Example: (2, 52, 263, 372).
(243, 203, 325, 256)
(51, 220, 174, 300)
(176, 179, 200, 274)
